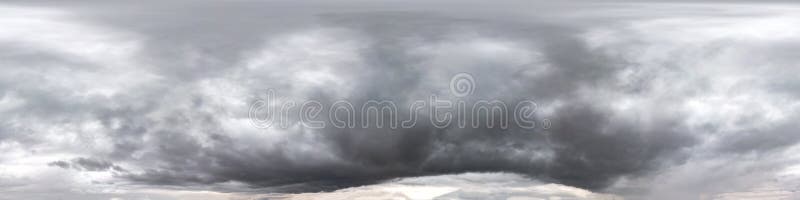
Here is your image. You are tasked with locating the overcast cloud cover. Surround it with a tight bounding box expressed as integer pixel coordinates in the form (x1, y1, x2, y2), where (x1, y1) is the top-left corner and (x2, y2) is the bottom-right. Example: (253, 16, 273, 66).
(1, 0, 800, 199)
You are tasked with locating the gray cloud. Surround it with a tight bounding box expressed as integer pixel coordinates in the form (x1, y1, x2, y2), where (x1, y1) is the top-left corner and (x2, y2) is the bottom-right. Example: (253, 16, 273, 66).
(48, 157, 125, 172)
(1, 1, 800, 200)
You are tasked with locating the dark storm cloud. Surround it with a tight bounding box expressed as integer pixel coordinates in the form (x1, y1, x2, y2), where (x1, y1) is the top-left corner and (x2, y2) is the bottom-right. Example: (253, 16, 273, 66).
(79, 10, 698, 191)
(2, 1, 800, 199)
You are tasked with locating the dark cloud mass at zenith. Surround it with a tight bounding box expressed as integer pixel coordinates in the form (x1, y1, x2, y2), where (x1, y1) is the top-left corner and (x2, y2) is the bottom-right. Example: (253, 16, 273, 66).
(1, 1, 800, 200)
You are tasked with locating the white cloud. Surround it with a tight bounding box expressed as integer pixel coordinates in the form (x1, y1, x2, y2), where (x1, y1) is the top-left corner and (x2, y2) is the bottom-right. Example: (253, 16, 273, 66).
(265, 173, 621, 200)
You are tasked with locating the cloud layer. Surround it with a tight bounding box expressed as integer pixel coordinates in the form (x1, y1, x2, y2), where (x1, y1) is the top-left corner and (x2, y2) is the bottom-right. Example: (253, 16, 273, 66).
(1, 1, 800, 199)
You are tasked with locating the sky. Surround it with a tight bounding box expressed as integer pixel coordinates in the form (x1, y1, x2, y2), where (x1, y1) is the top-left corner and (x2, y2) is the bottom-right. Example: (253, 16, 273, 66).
(1, 1, 800, 200)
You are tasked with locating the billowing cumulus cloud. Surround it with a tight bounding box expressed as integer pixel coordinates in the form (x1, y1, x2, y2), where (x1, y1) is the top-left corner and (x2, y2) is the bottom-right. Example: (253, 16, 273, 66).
(1, 1, 800, 200)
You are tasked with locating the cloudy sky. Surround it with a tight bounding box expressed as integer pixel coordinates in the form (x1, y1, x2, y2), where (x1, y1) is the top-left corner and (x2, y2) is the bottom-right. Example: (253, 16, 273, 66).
(2, 0, 800, 199)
